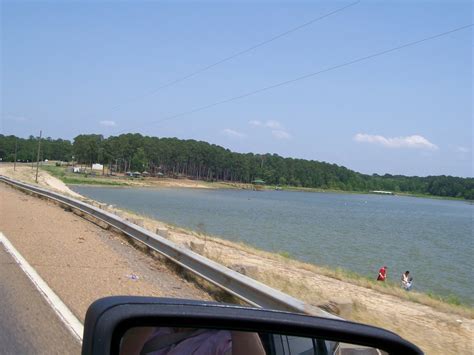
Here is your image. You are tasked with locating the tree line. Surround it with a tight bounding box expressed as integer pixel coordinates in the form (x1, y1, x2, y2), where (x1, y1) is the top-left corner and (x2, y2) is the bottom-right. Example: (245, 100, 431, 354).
(0, 134, 72, 162)
(1, 133, 472, 199)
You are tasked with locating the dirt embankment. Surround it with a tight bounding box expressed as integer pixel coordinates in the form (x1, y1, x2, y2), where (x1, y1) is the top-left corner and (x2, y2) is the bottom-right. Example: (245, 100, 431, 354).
(0, 164, 83, 198)
(1, 167, 472, 354)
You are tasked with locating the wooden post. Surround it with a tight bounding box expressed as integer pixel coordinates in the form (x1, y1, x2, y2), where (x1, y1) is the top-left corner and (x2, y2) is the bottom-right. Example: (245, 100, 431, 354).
(35, 130, 42, 183)
(13, 138, 18, 171)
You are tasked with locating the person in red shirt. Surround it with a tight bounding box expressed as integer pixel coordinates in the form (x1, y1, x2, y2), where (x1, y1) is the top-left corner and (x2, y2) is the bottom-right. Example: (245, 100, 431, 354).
(377, 266, 387, 281)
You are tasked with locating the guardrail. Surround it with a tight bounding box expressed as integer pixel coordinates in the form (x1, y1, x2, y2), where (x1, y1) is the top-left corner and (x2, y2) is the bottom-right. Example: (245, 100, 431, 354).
(0, 175, 338, 319)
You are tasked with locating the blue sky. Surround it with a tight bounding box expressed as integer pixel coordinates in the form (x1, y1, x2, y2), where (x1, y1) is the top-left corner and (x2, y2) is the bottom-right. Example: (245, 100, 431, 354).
(1, 0, 472, 177)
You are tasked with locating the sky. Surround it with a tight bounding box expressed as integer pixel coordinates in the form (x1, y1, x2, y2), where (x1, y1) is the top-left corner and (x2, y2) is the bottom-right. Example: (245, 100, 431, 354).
(1, 0, 472, 177)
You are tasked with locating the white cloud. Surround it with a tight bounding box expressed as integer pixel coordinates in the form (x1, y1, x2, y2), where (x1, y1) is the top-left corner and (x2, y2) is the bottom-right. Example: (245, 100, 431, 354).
(99, 120, 116, 127)
(249, 119, 291, 140)
(222, 128, 245, 139)
(354, 133, 438, 150)
(248, 120, 283, 129)
(265, 120, 282, 129)
(456, 146, 470, 153)
(272, 130, 292, 140)
(249, 120, 262, 127)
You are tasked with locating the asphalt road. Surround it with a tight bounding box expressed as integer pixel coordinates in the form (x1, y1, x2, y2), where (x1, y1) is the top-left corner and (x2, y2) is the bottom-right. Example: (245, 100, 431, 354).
(0, 245, 81, 354)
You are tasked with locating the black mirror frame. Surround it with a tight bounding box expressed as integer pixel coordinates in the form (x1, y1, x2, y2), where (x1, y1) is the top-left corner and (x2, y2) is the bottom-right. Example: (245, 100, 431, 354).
(82, 296, 422, 355)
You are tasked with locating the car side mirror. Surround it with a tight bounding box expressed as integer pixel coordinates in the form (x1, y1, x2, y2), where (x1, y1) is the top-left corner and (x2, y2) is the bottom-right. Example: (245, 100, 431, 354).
(81, 296, 422, 355)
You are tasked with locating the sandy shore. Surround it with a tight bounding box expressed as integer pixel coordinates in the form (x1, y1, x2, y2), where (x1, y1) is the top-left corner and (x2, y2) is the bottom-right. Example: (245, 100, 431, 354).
(1, 165, 472, 353)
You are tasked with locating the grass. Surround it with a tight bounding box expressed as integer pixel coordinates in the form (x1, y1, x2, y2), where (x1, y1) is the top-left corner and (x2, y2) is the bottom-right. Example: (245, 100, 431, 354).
(427, 292, 463, 306)
(61, 176, 128, 186)
(41, 165, 129, 186)
(277, 251, 292, 259)
(322, 266, 473, 316)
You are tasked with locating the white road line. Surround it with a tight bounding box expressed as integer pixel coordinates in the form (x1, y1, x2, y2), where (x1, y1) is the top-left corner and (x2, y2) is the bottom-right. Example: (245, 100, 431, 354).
(0, 232, 84, 343)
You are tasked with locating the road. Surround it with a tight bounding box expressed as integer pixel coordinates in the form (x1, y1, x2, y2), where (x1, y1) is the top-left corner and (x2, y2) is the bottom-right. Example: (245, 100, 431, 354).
(0, 179, 210, 354)
(0, 245, 81, 354)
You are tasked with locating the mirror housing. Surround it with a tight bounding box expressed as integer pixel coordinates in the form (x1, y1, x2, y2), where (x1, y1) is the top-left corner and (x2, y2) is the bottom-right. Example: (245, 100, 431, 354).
(82, 296, 422, 355)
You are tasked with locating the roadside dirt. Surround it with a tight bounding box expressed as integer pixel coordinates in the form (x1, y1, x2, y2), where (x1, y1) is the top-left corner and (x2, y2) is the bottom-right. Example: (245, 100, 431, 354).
(0, 165, 83, 199)
(0, 183, 212, 322)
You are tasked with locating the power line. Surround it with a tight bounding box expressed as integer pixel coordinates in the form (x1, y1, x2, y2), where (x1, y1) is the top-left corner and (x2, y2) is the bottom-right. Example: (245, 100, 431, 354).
(120, 23, 472, 133)
(107, 1, 360, 112)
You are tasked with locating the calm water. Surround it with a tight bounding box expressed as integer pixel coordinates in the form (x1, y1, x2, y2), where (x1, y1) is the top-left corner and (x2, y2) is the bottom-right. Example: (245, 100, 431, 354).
(71, 186, 473, 305)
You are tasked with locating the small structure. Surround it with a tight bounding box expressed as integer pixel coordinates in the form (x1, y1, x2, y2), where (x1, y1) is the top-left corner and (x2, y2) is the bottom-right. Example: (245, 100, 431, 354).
(251, 179, 265, 191)
(370, 190, 394, 195)
(132, 171, 142, 178)
(92, 163, 103, 171)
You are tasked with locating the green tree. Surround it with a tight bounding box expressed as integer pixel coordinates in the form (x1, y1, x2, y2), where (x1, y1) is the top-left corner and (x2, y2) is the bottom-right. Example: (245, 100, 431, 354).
(131, 148, 147, 172)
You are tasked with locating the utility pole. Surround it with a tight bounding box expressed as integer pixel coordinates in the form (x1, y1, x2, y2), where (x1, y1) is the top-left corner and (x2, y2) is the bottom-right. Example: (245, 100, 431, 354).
(13, 138, 18, 171)
(35, 130, 42, 183)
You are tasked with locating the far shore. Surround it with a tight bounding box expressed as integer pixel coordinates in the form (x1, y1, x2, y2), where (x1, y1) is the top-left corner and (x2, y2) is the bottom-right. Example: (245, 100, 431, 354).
(28, 163, 469, 202)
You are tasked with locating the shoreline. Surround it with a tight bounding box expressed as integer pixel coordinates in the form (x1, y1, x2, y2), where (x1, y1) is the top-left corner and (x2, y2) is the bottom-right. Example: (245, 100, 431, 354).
(35, 163, 470, 202)
(70, 182, 472, 203)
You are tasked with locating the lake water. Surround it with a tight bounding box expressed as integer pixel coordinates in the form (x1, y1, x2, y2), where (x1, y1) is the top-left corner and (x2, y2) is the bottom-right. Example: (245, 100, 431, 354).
(71, 185, 473, 305)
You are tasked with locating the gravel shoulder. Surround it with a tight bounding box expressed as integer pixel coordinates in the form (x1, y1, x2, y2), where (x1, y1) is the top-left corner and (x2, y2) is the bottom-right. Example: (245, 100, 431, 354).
(0, 183, 211, 323)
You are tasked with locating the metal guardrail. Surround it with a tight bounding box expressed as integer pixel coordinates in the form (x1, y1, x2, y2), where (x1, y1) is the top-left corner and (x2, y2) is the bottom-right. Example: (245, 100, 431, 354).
(0, 175, 338, 319)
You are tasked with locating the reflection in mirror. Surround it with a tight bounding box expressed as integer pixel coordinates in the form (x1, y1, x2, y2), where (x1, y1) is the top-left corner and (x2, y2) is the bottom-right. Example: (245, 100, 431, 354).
(120, 327, 383, 355)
